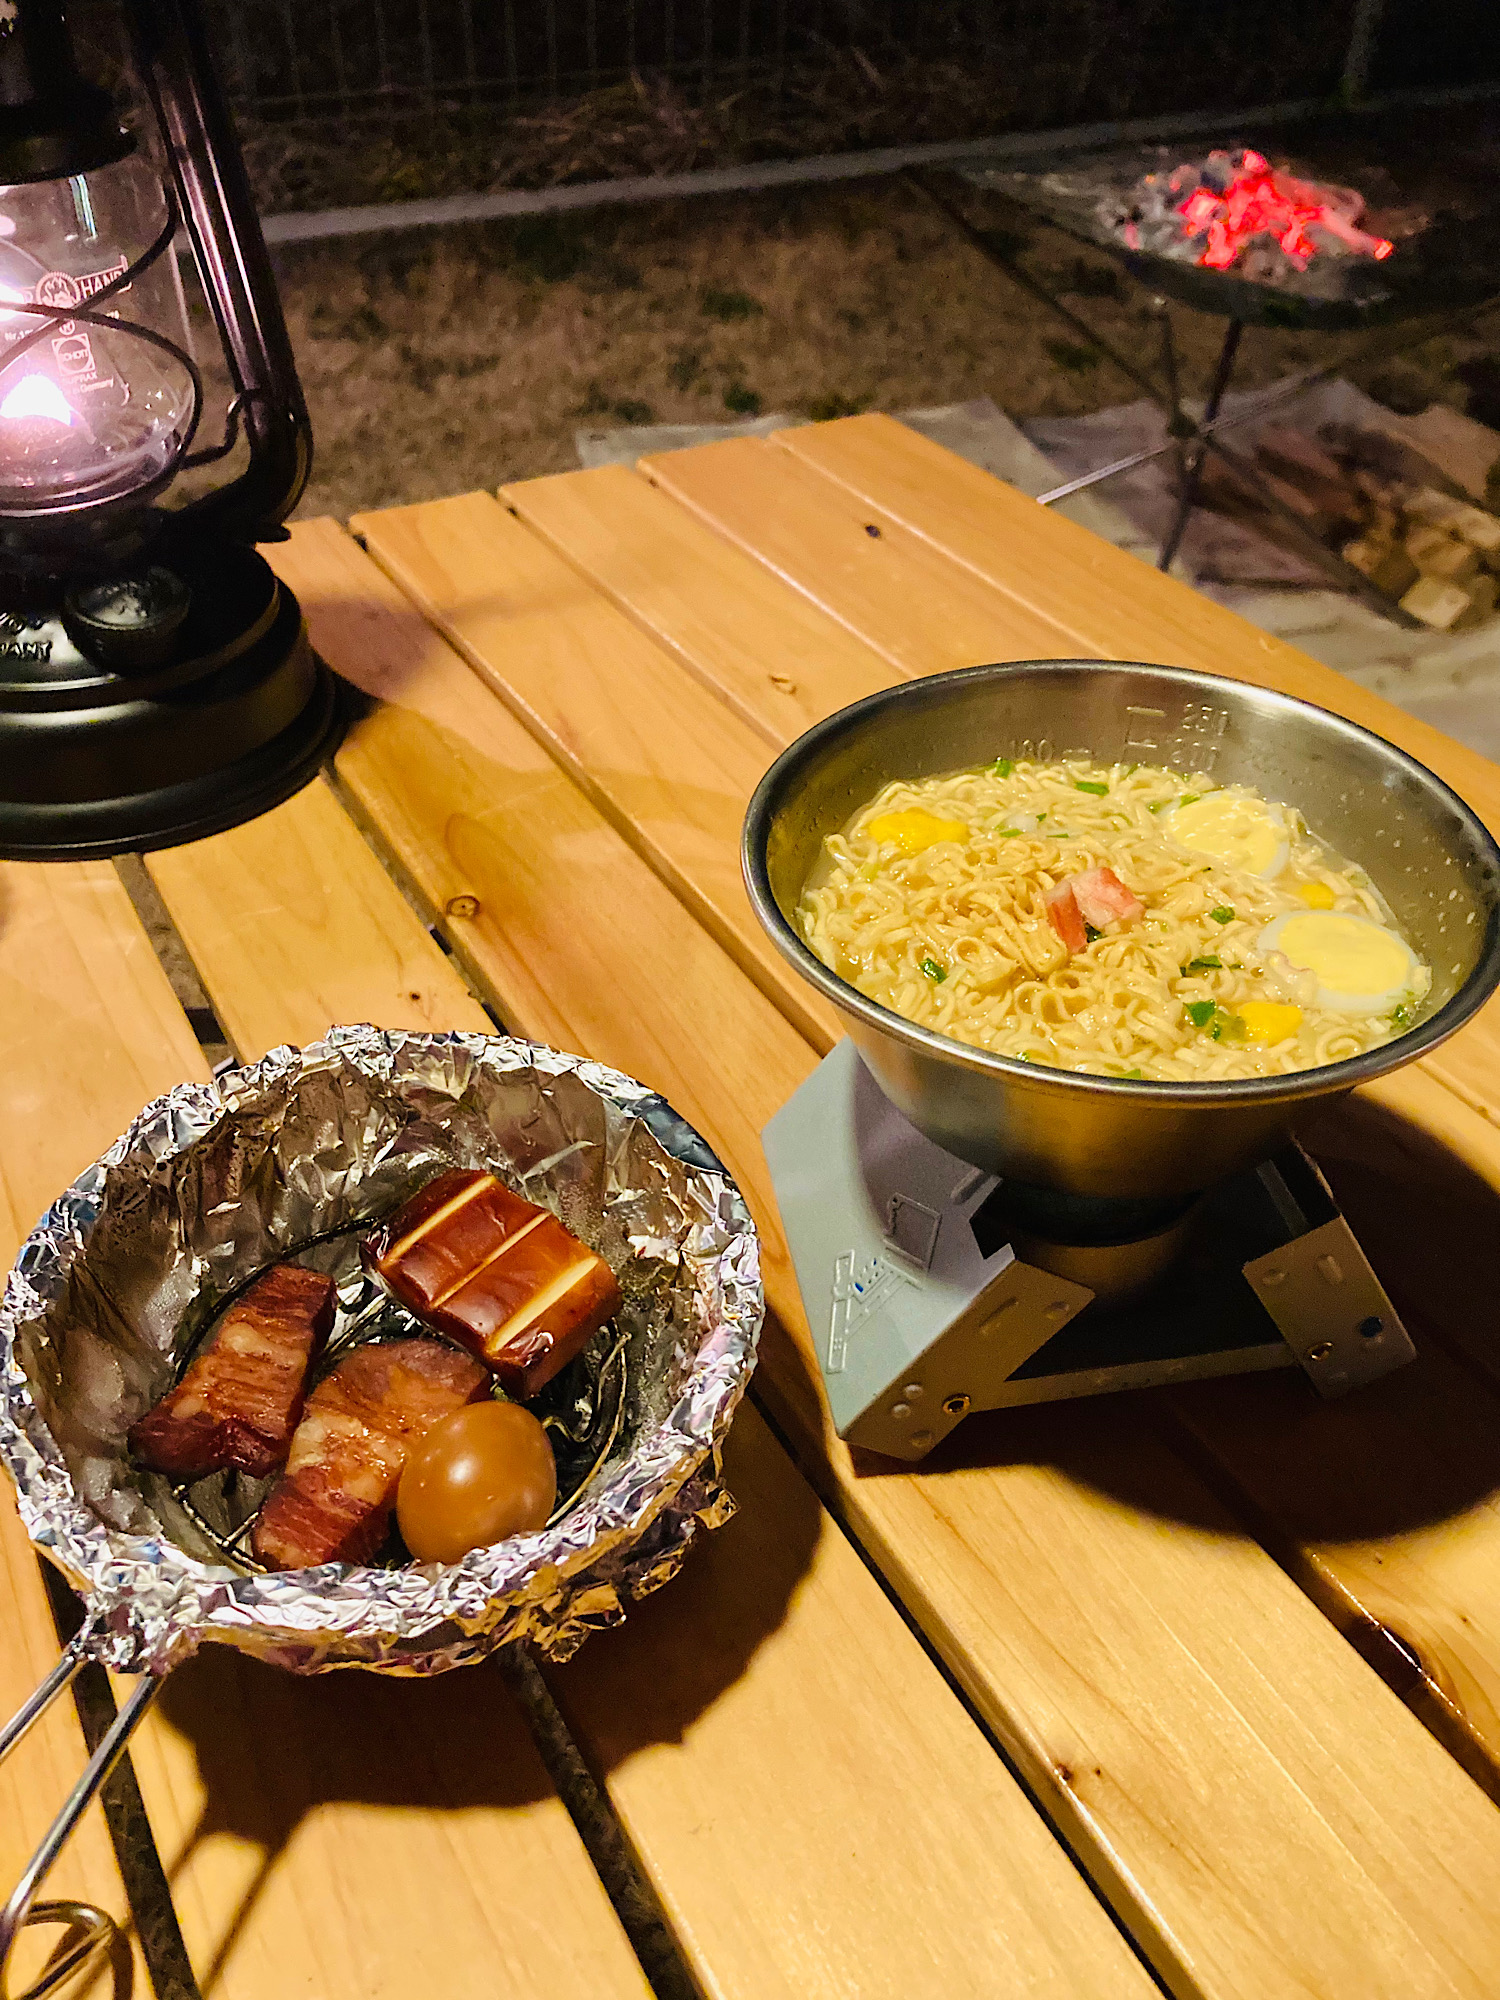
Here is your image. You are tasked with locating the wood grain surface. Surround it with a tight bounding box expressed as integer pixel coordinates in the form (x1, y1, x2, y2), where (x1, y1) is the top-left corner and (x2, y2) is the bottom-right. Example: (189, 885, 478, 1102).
(347, 491, 840, 1051)
(644, 433, 1073, 676)
(128, 1651, 655, 2000)
(551, 1401, 1153, 2000)
(502, 460, 897, 744)
(0, 861, 211, 1996)
(291, 511, 1500, 2000)
(142, 515, 1162, 2000)
(146, 776, 491, 1059)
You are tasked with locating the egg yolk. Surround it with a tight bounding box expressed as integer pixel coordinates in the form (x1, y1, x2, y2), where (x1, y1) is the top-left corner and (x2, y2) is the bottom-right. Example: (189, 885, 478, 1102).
(865, 808, 969, 854)
(1294, 880, 1336, 909)
(1265, 910, 1413, 1012)
(1237, 1000, 1303, 1044)
(1169, 793, 1286, 878)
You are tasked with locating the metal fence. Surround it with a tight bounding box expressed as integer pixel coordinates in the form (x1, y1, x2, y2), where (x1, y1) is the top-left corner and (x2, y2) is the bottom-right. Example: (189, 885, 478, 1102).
(187, 0, 1375, 125)
(191, 2, 931, 120)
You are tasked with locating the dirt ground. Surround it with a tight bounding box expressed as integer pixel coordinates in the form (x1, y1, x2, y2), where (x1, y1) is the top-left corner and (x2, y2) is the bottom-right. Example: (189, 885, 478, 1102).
(272, 175, 1496, 524)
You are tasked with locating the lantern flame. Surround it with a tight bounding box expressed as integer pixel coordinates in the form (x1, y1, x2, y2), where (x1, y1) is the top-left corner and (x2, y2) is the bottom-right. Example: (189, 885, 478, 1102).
(0, 373, 76, 426)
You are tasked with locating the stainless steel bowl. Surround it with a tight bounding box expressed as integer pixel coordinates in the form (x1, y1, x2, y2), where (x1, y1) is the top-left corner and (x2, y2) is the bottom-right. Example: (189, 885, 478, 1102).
(743, 660, 1500, 1198)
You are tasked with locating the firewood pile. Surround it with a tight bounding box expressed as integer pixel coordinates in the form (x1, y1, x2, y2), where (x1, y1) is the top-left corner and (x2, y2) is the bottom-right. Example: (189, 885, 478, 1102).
(1198, 422, 1500, 631)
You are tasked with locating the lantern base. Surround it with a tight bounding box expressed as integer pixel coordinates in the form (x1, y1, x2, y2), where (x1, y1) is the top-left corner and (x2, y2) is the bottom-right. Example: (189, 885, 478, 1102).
(0, 540, 344, 861)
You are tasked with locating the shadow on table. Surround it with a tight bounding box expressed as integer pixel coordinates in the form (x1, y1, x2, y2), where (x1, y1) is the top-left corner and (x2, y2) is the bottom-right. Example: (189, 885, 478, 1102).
(543, 1382, 823, 1771)
(153, 1639, 550, 1993)
(853, 1087, 1500, 1551)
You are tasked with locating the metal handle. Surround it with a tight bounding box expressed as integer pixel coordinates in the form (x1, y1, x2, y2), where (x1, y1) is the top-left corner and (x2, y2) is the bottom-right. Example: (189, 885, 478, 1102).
(0, 1627, 159, 2000)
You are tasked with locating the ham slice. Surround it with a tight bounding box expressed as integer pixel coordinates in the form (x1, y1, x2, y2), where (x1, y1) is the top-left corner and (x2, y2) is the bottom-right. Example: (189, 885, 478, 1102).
(1072, 866, 1144, 928)
(252, 1340, 488, 1570)
(365, 1169, 621, 1398)
(1047, 867, 1143, 954)
(1045, 880, 1087, 954)
(129, 1264, 335, 1481)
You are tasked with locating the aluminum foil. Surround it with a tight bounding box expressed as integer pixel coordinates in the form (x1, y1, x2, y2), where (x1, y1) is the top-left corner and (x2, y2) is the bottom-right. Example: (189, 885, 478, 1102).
(0, 1027, 762, 1677)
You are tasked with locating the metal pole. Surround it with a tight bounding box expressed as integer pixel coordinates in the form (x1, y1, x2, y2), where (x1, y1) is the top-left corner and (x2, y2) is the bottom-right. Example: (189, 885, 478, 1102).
(1157, 317, 1244, 572)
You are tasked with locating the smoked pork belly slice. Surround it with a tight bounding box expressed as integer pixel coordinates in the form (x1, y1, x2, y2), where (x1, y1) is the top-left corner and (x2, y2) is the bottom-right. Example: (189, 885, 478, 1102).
(366, 1169, 622, 1398)
(129, 1263, 336, 1481)
(251, 1340, 488, 1570)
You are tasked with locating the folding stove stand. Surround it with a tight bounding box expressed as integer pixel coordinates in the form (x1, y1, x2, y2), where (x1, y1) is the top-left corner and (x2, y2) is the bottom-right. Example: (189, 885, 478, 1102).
(906, 161, 1498, 621)
(764, 1042, 1415, 1464)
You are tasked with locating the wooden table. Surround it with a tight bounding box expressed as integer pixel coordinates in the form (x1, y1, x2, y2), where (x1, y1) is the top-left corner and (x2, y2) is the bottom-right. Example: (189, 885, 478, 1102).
(5, 412, 1500, 2000)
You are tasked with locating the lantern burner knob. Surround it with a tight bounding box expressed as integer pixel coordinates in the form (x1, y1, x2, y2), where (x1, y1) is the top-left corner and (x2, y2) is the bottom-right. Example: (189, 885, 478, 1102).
(63, 563, 190, 671)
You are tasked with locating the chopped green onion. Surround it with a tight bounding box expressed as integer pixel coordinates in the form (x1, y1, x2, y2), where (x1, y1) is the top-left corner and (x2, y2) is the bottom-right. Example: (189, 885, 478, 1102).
(1120, 1067, 1143, 1079)
(1147, 800, 1168, 813)
(1074, 780, 1109, 796)
(1211, 1011, 1247, 1044)
(1185, 955, 1222, 972)
(992, 757, 1014, 777)
(1036, 812, 1047, 822)
(1209, 906, 1235, 924)
(1179, 792, 1200, 808)
(920, 957, 947, 982)
(1185, 1000, 1216, 1029)
(995, 827, 1023, 838)
(1121, 763, 1139, 777)
(1084, 923, 1102, 943)
(1391, 1001, 1414, 1028)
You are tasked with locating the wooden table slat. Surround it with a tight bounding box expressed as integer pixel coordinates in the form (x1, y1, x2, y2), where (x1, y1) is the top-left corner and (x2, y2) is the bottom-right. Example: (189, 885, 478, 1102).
(130, 1649, 656, 2000)
(146, 775, 492, 1061)
(342, 490, 840, 1053)
(290, 514, 1500, 2000)
(643, 432, 1076, 677)
(0, 858, 212, 1995)
(501, 460, 898, 747)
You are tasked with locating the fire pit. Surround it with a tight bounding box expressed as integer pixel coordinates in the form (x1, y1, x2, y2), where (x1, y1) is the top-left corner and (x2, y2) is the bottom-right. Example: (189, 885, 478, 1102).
(909, 124, 1500, 599)
(1110, 147, 1394, 298)
(964, 136, 1496, 332)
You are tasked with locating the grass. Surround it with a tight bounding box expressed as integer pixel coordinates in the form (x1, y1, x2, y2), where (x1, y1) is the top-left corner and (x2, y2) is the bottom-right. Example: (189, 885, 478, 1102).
(701, 286, 765, 321)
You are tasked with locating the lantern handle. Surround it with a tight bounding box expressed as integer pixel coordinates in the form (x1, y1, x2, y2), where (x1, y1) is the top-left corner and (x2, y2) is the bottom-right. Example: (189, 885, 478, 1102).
(0, 1626, 160, 2000)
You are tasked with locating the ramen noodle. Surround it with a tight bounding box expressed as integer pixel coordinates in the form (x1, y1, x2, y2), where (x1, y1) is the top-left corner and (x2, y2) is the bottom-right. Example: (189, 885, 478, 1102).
(798, 756, 1430, 1081)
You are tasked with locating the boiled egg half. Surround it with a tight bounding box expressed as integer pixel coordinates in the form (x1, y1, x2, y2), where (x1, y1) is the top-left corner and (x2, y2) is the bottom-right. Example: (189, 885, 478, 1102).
(1166, 791, 1288, 879)
(1258, 909, 1420, 1018)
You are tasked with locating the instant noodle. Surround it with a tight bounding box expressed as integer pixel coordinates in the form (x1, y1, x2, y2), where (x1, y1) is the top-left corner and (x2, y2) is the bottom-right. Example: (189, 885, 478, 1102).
(798, 756, 1429, 1082)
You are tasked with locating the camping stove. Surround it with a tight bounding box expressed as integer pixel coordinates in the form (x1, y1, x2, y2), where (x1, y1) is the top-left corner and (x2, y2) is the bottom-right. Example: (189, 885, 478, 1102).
(765, 1040, 1414, 1463)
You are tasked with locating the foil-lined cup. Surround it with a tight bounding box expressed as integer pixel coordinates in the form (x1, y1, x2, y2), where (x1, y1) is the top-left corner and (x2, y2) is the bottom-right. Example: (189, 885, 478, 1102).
(0, 1027, 763, 1677)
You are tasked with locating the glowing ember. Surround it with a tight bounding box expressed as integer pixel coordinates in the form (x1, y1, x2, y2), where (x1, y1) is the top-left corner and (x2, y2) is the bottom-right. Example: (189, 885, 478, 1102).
(0, 373, 75, 426)
(1172, 149, 1394, 271)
